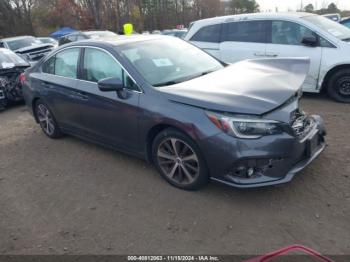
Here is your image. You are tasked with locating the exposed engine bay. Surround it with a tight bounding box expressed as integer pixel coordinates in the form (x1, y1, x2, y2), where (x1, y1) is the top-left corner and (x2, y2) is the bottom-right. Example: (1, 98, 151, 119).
(0, 68, 28, 110)
(0, 48, 30, 110)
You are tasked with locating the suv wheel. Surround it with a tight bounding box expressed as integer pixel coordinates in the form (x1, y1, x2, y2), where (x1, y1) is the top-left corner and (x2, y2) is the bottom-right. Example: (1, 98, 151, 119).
(35, 100, 63, 138)
(327, 69, 350, 103)
(152, 128, 209, 190)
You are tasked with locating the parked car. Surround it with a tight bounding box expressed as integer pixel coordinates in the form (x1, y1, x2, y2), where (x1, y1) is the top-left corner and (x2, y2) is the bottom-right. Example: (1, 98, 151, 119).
(0, 48, 30, 110)
(184, 12, 350, 102)
(37, 37, 58, 48)
(322, 13, 341, 22)
(162, 29, 188, 38)
(58, 31, 117, 46)
(340, 17, 350, 28)
(22, 35, 326, 190)
(0, 36, 55, 63)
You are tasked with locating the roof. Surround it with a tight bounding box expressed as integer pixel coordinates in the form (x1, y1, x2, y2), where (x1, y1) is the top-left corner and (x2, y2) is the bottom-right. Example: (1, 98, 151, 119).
(192, 12, 317, 25)
(67, 35, 166, 47)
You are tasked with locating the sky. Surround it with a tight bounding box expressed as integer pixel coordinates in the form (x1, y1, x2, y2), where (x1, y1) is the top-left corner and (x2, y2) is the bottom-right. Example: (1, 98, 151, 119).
(257, 0, 350, 12)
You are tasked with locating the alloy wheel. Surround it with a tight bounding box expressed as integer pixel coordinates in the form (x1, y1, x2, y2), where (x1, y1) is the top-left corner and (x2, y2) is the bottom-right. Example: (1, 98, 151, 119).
(157, 138, 199, 185)
(37, 104, 55, 136)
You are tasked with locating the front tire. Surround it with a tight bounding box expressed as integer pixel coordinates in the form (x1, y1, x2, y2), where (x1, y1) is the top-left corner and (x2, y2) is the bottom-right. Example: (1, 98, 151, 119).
(35, 100, 63, 138)
(327, 69, 350, 103)
(152, 128, 209, 190)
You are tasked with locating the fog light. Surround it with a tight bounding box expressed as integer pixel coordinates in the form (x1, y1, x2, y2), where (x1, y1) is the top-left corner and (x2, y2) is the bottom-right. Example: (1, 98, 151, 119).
(247, 167, 254, 177)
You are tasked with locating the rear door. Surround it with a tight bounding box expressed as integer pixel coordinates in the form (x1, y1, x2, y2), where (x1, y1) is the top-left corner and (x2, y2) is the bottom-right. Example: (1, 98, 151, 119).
(265, 20, 322, 92)
(35, 47, 84, 131)
(219, 20, 268, 63)
(189, 23, 222, 59)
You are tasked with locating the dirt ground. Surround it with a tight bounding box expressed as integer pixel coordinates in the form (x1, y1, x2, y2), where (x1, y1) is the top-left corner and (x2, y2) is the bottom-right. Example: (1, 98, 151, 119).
(0, 93, 349, 256)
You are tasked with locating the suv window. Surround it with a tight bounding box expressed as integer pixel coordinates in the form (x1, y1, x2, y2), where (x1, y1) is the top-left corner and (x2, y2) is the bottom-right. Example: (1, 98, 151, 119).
(82, 48, 139, 91)
(271, 21, 316, 46)
(190, 24, 221, 43)
(223, 21, 267, 43)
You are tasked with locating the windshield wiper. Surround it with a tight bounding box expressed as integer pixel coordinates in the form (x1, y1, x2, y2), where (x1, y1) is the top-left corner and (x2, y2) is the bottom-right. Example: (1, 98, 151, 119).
(153, 69, 217, 87)
(153, 81, 178, 87)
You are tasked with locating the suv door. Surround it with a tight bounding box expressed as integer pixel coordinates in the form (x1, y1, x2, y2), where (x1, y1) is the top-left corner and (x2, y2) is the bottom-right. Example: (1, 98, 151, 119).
(265, 20, 322, 92)
(75, 47, 140, 152)
(219, 20, 268, 63)
(189, 23, 222, 59)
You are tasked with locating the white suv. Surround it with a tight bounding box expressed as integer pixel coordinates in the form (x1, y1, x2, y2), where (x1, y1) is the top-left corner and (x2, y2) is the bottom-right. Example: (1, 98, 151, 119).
(184, 12, 350, 102)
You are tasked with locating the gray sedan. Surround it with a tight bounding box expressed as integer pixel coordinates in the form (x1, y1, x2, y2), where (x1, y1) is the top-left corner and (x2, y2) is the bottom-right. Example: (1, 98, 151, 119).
(21, 35, 326, 190)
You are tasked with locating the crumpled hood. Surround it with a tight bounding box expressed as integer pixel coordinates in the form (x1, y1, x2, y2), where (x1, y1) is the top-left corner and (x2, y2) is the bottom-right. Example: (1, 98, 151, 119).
(14, 43, 53, 53)
(159, 58, 310, 115)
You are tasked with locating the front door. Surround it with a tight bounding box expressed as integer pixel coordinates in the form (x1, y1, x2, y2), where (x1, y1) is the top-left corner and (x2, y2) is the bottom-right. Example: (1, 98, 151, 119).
(75, 47, 141, 152)
(265, 20, 322, 92)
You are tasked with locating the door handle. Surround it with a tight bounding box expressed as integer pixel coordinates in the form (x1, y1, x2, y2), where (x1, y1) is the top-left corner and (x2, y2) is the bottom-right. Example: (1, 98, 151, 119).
(70, 91, 88, 100)
(265, 53, 278, 57)
(41, 81, 52, 88)
(254, 52, 265, 57)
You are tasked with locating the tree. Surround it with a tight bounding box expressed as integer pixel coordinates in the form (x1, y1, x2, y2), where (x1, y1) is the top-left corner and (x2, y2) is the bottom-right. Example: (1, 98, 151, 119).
(304, 3, 314, 13)
(229, 0, 259, 14)
(327, 3, 339, 13)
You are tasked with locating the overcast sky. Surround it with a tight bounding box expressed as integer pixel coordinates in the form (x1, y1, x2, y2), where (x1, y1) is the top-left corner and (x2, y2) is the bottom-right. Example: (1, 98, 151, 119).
(257, 0, 350, 12)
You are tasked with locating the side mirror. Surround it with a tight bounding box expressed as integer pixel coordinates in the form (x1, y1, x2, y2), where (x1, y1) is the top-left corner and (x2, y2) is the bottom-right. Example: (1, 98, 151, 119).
(98, 77, 124, 92)
(301, 35, 318, 47)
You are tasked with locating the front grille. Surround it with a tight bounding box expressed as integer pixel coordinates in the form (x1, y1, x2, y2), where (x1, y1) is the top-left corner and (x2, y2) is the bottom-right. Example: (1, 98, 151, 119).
(290, 109, 315, 140)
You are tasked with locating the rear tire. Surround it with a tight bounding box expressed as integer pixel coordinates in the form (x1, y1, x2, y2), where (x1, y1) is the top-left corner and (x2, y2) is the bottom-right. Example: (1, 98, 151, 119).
(327, 69, 350, 103)
(34, 100, 63, 138)
(152, 128, 209, 190)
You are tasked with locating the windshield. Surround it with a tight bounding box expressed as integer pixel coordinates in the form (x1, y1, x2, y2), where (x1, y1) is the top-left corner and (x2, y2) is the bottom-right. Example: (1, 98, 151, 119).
(0, 48, 28, 68)
(303, 15, 350, 41)
(119, 38, 223, 86)
(6, 37, 41, 51)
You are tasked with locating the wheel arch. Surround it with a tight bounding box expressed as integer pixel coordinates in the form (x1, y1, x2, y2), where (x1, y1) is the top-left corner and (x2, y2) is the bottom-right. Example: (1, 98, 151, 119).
(321, 64, 350, 92)
(32, 97, 41, 123)
(145, 123, 195, 163)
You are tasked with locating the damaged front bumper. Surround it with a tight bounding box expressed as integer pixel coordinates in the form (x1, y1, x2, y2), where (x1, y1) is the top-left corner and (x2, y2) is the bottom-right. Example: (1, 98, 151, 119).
(201, 115, 326, 188)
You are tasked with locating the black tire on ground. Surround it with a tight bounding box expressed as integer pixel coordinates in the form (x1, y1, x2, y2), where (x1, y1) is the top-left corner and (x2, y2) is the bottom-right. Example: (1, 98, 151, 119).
(327, 68, 350, 103)
(152, 128, 209, 190)
(34, 100, 63, 138)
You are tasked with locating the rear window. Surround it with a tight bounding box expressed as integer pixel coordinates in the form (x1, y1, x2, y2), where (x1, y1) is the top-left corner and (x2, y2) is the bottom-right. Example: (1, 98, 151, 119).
(190, 24, 221, 43)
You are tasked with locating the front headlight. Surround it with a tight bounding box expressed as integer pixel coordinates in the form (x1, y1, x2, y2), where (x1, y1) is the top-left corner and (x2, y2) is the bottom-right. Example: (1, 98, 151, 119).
(206, 111, 284, 139)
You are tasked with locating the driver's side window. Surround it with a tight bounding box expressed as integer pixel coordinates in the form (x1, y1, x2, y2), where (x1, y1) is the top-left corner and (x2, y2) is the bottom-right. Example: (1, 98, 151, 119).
(271, 21, 316, 46)
(82, 48, 139, 91)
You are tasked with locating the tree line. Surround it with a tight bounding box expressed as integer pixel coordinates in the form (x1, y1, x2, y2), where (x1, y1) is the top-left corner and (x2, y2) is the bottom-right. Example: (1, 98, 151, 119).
(0, 0, 260, 37)
(303, 2, 350, 17)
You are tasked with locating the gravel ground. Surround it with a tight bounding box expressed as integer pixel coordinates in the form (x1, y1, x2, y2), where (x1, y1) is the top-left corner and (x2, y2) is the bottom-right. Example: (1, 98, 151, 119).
(0, 93, 349, 256)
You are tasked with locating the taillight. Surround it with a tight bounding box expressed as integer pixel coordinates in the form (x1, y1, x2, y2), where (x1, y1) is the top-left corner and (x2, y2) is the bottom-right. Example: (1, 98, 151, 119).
(19, 73, 26, 84)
